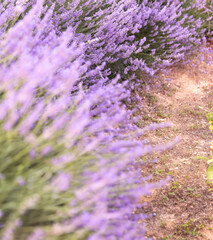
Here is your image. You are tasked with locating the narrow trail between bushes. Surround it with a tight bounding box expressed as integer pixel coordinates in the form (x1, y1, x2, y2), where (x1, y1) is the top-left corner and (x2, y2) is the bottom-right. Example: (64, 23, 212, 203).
(137, 52, 213, 240)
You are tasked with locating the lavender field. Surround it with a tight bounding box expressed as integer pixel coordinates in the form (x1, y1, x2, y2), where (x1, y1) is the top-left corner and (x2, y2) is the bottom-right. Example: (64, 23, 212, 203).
(0, 0, 212, 240)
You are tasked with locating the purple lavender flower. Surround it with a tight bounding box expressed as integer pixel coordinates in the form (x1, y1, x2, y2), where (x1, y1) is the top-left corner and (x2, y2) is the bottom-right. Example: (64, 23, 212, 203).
(17, 177, 25, 186)
(27, 229, 44, 240)
(42, 0, 211, 82)
(51, 172, 71, 192)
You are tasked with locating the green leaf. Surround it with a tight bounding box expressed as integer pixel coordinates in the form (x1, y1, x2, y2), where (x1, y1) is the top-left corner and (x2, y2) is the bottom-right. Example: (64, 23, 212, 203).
(207, 159, 213, 164)
(207, 164, 213, 184)
(187, 187, 194, 192)
(193, 156, 209, 160)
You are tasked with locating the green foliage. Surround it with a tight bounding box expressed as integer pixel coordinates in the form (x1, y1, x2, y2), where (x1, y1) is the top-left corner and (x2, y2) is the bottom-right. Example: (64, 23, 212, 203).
(175, 218, 200, 237)
(0, 125, 97, 239)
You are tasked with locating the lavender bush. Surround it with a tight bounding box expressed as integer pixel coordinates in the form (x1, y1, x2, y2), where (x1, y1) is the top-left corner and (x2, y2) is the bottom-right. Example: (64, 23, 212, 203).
(4, 0, 211, 83)
(205, 0, 213, 38)
(0, 1, 179, 240)
(45, 0, 212, 83)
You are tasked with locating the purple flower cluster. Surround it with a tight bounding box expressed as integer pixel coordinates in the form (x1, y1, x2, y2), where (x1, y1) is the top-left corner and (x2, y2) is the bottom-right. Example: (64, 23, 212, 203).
(0, 1, 179, 240)
(45, 0, 212, 82)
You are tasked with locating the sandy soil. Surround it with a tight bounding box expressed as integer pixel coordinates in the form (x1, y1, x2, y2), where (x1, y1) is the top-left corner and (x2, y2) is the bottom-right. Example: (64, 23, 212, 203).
(136, 49, 213, 240)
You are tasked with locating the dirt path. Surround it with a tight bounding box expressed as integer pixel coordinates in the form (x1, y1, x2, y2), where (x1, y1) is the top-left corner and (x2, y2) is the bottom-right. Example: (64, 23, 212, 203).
(137, 51, 213, 239)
